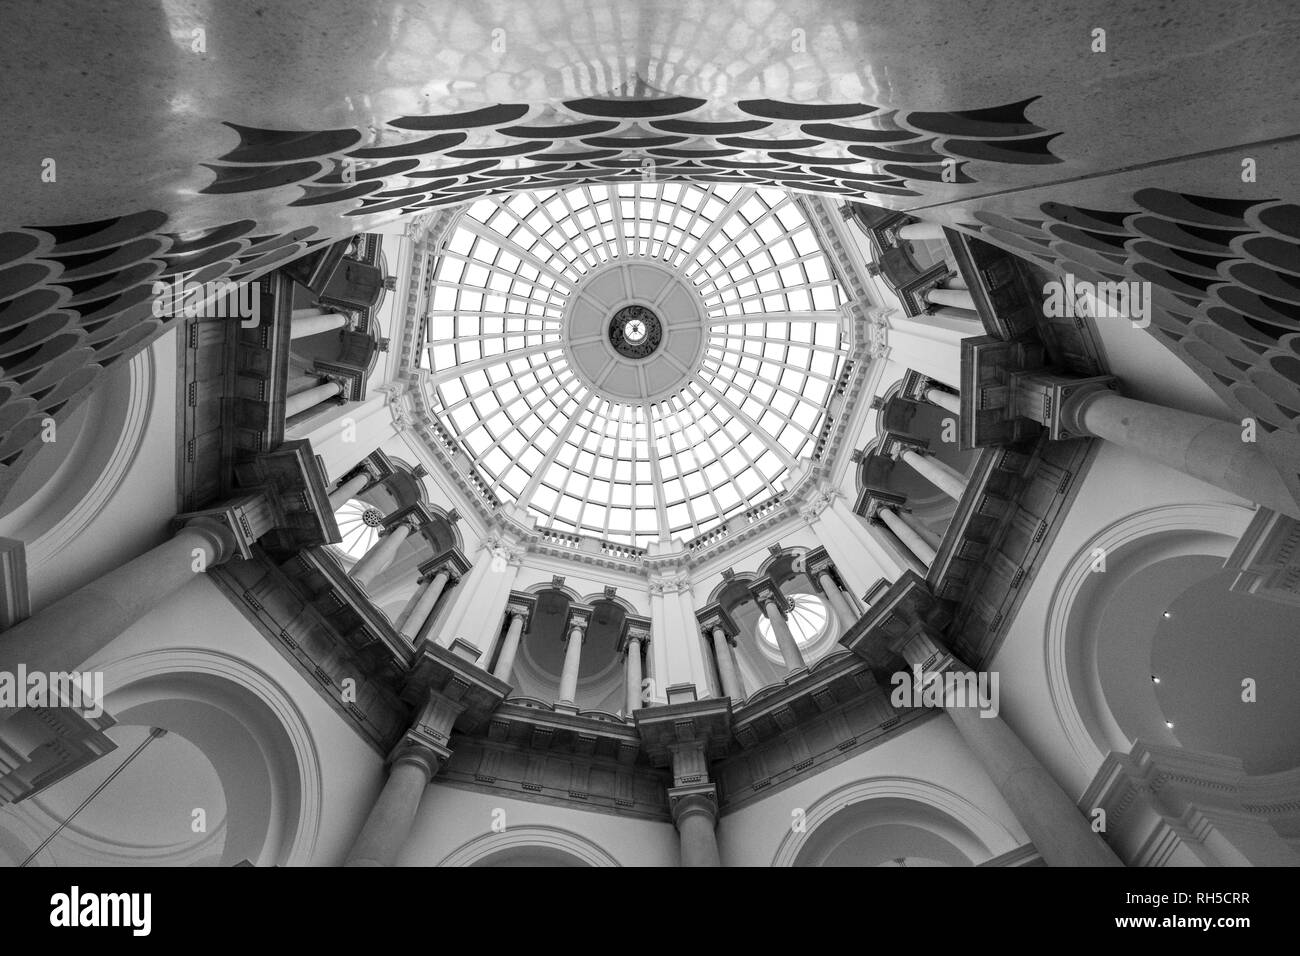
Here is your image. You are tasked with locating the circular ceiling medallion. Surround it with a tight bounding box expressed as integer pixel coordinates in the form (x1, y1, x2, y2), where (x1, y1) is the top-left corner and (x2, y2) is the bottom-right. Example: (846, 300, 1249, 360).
(361, 507, 385, 527)
(563, 260, 706, 404)
(609, 305, 662, 358)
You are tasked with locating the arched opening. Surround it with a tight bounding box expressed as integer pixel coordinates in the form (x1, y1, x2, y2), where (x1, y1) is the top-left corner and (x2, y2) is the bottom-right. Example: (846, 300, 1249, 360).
(1048, 502, 1300, 774)
(438, 824, 620, 867)
(773, 778, 1020, 867)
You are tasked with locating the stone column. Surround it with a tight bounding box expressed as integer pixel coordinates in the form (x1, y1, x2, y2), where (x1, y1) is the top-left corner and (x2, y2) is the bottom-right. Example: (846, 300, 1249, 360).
(925, 287, 977, 312)
(898, 634, 1123, 867)
(349, 520, 413, 587)
(672, 788, 721, 867)
(491, 602, 530, 682)
(923, 386, 961, 415)
(900, 448, 967, 501)
(879, 507, 938, 566)
(285, 379, 343, 418)
(813, 566, 857, 632)
(885, 311, 982, 389)
(1063, 390, 1298, 518)
(898, 221, 945, 241)
(708, 626, 743, 702)
(343, 746, 438, 867)
(399, 569, 451, 642)
(557, 611, 589, 705)
(756, 586, 805, 671)
(290, 308, 348, 339)
(623, 628, 648, 716)
(0, 517, 238, 676)
(328, 472, 370, 512)
(345, 687, 465, 867)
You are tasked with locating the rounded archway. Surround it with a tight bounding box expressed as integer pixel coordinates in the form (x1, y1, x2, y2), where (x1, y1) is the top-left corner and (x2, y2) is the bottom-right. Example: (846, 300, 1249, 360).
(1046, 502, 1300, 774)
(83, 648, 324, 867)
(438, 825, 619, 867)
(772, 777, 1021, 867)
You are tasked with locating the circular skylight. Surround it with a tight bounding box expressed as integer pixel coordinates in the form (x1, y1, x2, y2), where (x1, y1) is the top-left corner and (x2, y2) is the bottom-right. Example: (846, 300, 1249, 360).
(758, 593, 830, 649)
(420, 181, 847, 547)
(334, 498, 383, 560)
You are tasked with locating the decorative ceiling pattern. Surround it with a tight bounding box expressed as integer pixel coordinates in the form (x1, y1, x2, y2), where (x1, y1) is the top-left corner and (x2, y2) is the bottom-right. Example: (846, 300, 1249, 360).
(418, 182, 847, 546)
(0, 93, 1058, 499)
(972, 188, 1300, 438)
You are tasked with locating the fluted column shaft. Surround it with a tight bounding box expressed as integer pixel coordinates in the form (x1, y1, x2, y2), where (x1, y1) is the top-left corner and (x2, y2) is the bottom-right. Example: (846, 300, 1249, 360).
(349, 523, 412, 587)
(285, 380, 342, 418)
(1068, 391, 1298, 518)
(328, 473, 370, 512)
(710, 627, 743, 701)
(924, 387, 961, 415)
(624, 636, 643, 716)
(400, 570, 450, 641)
(816, 571, 857, 631)
(879, 508, 938, 566)
(762, 598, 806, 671)
(343, 752, 434, 867)
(0, 518, 237, 675)
(557, 623, 587, 704)
(900, 448, 967, 501)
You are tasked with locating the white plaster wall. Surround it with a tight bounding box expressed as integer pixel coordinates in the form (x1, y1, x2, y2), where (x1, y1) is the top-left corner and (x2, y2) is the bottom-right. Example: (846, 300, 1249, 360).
(21, 331, 179, 610)
(400, 784, 679, 866)
(717, 714, 1027, 866)
(82, 575, 385, 866)
(989, 441, 1251, 799)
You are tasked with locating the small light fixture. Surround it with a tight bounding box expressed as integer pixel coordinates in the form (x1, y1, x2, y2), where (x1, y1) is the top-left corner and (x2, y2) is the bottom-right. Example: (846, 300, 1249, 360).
(1151, 675, 1161, 684)
(1165, 721, 1175, 729)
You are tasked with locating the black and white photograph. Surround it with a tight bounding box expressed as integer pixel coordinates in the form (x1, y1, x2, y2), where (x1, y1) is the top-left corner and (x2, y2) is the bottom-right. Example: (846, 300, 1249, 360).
(0, 0, 1296, 933)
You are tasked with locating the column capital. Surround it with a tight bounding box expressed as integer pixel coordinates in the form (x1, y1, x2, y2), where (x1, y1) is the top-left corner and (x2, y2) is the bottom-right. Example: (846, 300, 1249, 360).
(387, 739, 444, 781)
(182, 514, 243, 566)
(668, 782, 719, 830)
(620, 624, 651, 654)
(505, 600, 532, 626)
(751, 581, 790, 615)
(378, 515, 418, 537)
(697, 610, 737, 642)
(649, 571, 691, 595)
(565, 608, 591, 638)
(418, 548, 471, 584)
(796, 483, 839, 522)
(961, 336, 1120, 446)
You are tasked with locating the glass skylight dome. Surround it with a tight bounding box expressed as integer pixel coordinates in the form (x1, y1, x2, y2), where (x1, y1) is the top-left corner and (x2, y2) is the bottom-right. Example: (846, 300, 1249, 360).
(420, 182, 847, 547)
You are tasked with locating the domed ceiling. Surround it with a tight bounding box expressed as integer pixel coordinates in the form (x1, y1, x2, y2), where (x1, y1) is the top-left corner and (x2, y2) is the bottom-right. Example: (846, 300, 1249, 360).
(416, 181, 849, 546)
